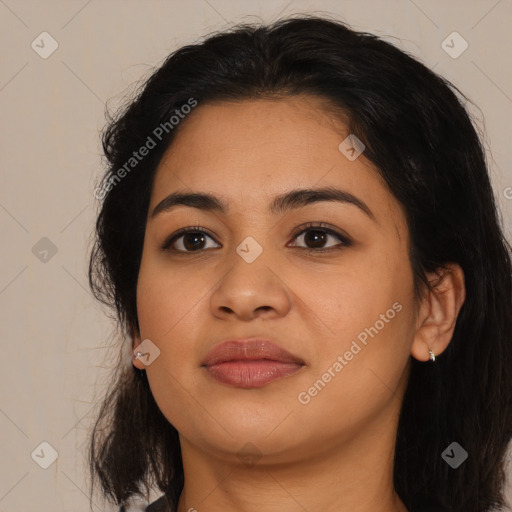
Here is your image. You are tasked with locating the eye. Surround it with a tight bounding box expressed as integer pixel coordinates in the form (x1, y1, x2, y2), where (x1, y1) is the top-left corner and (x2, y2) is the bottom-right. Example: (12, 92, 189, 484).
(161, 226, 220, 252)
(161, 222, 351, 254)
(288, 222, 351, 252)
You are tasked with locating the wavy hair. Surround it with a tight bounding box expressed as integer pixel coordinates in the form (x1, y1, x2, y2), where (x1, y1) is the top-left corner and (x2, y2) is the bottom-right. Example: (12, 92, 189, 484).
(87, 14, 512, 512)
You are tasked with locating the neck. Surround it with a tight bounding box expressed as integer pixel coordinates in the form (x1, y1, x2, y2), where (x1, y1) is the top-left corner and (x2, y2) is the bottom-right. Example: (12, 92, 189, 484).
(176, 399, 408, 512)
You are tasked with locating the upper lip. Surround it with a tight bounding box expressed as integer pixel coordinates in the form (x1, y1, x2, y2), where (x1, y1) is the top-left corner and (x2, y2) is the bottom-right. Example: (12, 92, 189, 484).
(202, 338, 305, 366)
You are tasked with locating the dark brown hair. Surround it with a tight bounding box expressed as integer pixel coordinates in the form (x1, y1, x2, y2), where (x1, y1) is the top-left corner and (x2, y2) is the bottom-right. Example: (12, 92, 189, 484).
(87, 14, 512, 512)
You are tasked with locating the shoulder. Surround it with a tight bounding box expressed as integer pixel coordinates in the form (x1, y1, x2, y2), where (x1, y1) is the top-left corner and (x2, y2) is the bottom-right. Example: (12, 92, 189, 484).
(145, 495, 173, 512)
(138, 499, 450, 512)
(139, 496, 447, 512)
(414, 505, 449, 512)
(118, 495, 172, 512)
(129, 496, 448, 512)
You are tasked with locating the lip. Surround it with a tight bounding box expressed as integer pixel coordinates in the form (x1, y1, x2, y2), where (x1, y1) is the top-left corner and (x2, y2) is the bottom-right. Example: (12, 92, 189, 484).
(202, 338, 305, 388)
(202, 339, 305, 366)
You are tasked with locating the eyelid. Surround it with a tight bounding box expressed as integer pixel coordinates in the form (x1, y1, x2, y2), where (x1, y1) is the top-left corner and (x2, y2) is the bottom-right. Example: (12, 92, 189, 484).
(160, 225, 216, 251)
(288, 222, 352, 250)
(289, 221, 349, 241)
(160, 222, 351, 252)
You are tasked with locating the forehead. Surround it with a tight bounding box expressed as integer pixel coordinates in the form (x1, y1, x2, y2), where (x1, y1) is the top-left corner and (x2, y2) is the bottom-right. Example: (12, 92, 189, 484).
(150, 97, 402, 225)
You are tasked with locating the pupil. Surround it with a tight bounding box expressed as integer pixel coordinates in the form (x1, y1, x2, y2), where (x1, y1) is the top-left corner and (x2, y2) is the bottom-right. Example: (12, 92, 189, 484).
(305, 230, 326, 248)
(184, 232, 205, 251)
(181, 230, 327, 251)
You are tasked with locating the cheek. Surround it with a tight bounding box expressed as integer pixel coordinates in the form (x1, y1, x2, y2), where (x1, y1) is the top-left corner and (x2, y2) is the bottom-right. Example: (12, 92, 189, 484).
(136, 262, 209, 431)
(296, 250, 414, 392)
(136, 258, 207, 341)
(294, 289, 412, 438)
(297, 254, 411, 344)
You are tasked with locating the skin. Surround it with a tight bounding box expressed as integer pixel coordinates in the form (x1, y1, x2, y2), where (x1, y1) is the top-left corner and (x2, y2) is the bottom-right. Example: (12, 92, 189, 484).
(132, 95, 466, 512)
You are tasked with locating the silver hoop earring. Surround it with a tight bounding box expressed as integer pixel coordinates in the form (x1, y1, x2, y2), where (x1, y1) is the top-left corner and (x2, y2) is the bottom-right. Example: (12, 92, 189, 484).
(134, 351, 146, 373)
(429, 349, 436, 362)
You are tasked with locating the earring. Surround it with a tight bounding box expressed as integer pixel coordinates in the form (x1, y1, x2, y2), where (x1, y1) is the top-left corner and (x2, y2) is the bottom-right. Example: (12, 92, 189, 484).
(428, 349, 436, 362)
(133, 351, 146, 373)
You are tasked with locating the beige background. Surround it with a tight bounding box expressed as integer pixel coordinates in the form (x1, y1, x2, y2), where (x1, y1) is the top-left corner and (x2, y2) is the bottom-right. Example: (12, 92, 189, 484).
(1, 0, 511, 510)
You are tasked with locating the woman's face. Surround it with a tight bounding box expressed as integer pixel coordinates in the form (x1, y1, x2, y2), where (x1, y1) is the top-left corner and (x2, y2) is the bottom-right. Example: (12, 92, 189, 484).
(134, 95, 418, 464)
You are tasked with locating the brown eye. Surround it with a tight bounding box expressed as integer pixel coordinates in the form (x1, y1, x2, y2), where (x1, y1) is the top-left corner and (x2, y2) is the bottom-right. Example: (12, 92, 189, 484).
(290, 225, 351, 251)
(302, 229, 329, 249)
(181, 232, 208, 251)
(161, 228, 220, 252)
(161, 223, 351, 254)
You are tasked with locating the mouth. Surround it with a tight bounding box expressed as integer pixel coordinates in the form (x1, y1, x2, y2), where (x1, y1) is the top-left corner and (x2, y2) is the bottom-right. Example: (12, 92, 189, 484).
(201, 339, 305, 389)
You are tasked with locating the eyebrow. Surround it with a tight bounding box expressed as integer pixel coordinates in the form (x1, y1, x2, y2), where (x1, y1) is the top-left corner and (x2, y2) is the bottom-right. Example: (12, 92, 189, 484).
(150, 186, 375, 221)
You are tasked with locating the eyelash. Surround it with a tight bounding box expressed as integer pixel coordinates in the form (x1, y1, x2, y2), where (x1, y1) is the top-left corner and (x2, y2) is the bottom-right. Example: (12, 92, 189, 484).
(160, 222, 352, 255)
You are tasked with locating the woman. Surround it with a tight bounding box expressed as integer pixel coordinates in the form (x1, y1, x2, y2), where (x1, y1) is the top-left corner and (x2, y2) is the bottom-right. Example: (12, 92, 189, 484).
(87, 14, 512, 512)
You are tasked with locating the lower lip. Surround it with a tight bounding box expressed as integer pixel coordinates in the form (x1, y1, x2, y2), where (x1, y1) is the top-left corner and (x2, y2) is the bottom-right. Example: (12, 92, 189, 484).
(203, 360, 304, 388)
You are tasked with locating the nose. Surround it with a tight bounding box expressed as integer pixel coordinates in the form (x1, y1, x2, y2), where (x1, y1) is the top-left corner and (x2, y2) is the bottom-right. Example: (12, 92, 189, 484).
(209, 249, 292, 321)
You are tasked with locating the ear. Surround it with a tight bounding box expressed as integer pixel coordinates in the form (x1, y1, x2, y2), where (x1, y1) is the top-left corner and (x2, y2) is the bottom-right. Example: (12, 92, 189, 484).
(411, 263, 466, 362)
(131, 328, 146, 371)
